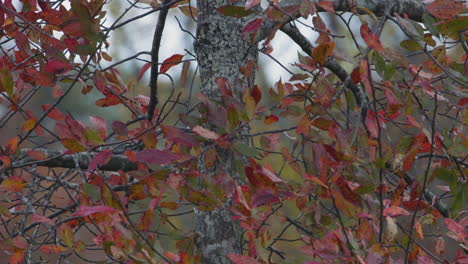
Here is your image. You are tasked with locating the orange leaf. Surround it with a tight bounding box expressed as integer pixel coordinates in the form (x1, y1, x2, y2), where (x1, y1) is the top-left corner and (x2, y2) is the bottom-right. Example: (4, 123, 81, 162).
(160, 54, 184, 74)
(22, 118, 36, 132)
(312, 41, 335, 66)
(26, 150, 47, 161)
(1, 176, 27, 192)
(5, 136, 19, 154)
(39, 245, 67, 254)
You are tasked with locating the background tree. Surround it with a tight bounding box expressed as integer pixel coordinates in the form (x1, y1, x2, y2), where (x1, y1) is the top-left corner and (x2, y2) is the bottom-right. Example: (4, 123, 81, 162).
(0, 0, 466, 263)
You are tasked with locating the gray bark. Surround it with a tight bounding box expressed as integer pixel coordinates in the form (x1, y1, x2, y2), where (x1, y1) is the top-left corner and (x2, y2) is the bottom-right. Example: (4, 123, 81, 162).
(194, 0, 258, 263)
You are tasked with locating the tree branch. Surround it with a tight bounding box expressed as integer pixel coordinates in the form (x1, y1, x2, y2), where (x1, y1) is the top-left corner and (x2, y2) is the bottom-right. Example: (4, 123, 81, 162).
(148, 0, 171, 121)
(12, 149, 137, 172)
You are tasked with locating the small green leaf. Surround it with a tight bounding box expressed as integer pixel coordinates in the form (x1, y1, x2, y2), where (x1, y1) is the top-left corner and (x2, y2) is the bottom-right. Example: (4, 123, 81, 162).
(400, 40, 423, 51)
(83, 183, 100, 200)
(233, 142, 259, 157)
(216, 5, 255, 18)
(0, 68, 14, 96)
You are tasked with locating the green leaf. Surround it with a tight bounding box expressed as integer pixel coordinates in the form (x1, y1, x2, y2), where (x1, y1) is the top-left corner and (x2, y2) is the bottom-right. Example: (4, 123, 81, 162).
(400, 40, 423, 51)
(216, 5, 255, 18)
(0, 68, 14, 96)
(84, 128, 104, 145)
(83, 183, 101, 200)
(233, 142, 259, 157)
(450, 186, 465, 217)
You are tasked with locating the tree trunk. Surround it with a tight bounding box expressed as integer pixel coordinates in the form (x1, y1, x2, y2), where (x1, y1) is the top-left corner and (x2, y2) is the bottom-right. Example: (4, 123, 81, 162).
(194, 0, 258, 263)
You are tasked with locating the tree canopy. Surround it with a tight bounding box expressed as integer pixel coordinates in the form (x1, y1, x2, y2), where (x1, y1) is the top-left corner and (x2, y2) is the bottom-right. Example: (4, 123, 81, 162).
(0, 0, 466, 263)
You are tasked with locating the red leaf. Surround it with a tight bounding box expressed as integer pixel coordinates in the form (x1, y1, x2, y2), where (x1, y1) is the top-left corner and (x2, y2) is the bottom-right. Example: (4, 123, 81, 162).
(162, 126, 199, 147)
(112, 121, 128, 137)
(365, 110, 378, 138)
(317, 1, 335, 13)
(88, 149, 112, 171)
(445, 218, 466, 242)
(227, 254, 261, 264)
(251, 188, 280, 208)
(383, 206, 410, 217)
(164, 251, 181, 262)
(41, 104, 65, 121)
(264, 114, 279, 124)
(304, 173, 328, 189)
(192, 125, 219, 140)
(351, 67, 361, 84)
(26, 150, 47, 161)
(417, 256, 435, 264)
(242, 18, 263, 38)
(95, 95, 121, 107)
(31, 214, 54, 225)
(234, 185, 251, 212)
(457, 98, 468, 109)
(335, 176, 361, 206)
(360, 24, 384, 52)
(137, 62, 151, 82)
(44, 59, 72, 75)
(245, 0, 260, 9)
(251, 85, 262, 104)
(426, 0, 462, 19)
(160, 54, 184, 74)
(73, 205, 116, 217)
(135, 149, 190, 165)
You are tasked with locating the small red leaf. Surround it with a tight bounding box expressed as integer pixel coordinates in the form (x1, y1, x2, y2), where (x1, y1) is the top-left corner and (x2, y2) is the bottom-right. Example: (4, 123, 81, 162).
(164, 252, 181, 262)
(360, 24, 384, 52)
(245, 0, 260, 9)
(32, 214, 54, 225)
(88, 149, 112, 171)
(41, 104, 65, 121)
(365, 110, 378, 138)
(264, 114, 279, 124)
(162, 126, 199, 147)
(73, 205, 116, 217)
(137, 62, 151, 82)
(112, 121, 128, 137)
(445, 218, 466, 242)
(44, 59, 72, 75)
(227, 254, 261, 264)
(383, 206, 410, 217)
(160, 54, 184, 74)
(242, 18, 263, 38)
(317, 1, 335, 13)
(192, 125, 219, 140)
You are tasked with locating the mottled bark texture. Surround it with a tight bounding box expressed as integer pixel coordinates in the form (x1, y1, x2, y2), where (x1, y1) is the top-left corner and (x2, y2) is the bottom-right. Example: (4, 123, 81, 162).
(194, 1, 258, 263)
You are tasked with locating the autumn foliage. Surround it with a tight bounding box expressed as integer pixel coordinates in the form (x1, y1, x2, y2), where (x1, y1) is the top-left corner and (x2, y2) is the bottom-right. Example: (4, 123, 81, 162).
(0, 0, 467, 263)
